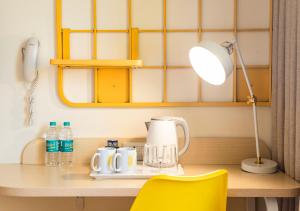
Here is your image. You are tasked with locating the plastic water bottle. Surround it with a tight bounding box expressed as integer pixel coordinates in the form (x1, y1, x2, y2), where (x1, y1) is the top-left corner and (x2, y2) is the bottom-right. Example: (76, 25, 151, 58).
(59, 121, 74, 167)
(45, 121, 59, 166)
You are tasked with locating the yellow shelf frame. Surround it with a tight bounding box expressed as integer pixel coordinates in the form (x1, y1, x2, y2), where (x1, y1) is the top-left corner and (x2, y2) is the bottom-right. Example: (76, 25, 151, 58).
(52, 0, 272, 108)
(55, 99, 271, 108)
(50, 59, 143, 68)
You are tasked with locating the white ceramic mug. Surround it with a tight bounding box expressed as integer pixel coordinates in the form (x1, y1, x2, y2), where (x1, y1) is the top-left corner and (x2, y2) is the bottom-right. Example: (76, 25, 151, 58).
(90, 147, 116, 173)
(112, 147, 137, 173)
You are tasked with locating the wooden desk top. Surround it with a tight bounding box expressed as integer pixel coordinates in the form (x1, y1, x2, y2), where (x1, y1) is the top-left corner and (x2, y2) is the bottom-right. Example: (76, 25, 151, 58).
(0, 164, 298, 198)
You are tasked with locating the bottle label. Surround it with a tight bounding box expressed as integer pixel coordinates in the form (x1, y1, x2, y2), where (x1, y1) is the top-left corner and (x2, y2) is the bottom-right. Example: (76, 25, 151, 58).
(46, 140, 59, 152)
(61, 140, 73, 152)
(58, 140, 62, 152)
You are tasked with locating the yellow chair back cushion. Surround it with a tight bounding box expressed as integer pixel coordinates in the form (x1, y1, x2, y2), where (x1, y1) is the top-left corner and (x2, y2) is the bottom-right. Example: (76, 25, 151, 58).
(130, 169, 228, 211)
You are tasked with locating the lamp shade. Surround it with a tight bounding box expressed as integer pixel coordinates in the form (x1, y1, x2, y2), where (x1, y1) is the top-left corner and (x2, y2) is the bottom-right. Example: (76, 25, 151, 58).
(189, 41, 233, 85)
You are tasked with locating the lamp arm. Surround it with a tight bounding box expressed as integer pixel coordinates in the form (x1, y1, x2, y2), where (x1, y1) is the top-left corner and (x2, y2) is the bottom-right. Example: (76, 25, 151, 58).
(234, 41, 254, 96)
(233, 41, 262, 164)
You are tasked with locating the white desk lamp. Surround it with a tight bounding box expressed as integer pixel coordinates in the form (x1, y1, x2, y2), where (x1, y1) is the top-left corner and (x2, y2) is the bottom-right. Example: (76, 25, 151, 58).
(189, 40, 278, 174)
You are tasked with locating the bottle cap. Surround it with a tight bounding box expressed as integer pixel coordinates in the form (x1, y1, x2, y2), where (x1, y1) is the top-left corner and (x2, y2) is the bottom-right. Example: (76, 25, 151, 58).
(63, 121, 70, 127)
(50, 122, 56, 126)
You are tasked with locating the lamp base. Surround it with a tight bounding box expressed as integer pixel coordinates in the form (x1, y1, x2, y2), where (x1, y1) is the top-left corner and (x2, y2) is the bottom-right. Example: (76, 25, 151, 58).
(241, 158, 278, 174)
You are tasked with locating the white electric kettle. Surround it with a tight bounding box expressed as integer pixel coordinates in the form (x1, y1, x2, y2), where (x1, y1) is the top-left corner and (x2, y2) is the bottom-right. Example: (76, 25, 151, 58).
(145, 116, 190, 157)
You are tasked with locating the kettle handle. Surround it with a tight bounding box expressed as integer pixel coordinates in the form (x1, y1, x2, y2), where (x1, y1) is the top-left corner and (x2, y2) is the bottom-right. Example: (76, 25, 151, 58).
(173, 117, 190, 156)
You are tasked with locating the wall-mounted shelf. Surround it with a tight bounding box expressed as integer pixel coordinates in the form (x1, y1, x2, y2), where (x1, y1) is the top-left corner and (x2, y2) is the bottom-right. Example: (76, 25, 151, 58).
(50, 59, 143, 68)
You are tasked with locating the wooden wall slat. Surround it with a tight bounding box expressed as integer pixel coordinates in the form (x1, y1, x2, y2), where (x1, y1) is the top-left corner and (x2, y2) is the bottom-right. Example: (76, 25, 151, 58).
(22, 137, 271, 165)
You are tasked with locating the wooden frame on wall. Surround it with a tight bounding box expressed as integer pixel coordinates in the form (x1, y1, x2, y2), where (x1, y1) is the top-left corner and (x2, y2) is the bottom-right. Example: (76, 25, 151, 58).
(52, 0, 272, 107)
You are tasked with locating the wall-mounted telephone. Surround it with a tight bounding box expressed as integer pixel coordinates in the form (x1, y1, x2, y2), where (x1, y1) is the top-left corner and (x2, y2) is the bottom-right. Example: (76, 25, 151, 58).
(23, 37, 39, 82)
(22, 37, 40, 126)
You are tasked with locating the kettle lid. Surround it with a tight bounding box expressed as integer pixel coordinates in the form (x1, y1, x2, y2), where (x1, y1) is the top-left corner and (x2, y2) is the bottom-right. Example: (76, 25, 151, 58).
(151, 116, 176, 121)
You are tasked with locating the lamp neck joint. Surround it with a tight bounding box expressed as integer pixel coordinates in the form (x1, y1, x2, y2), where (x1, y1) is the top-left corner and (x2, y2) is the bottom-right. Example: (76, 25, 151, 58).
(221, 40, 236, 55)
(247, 95, 257, 104)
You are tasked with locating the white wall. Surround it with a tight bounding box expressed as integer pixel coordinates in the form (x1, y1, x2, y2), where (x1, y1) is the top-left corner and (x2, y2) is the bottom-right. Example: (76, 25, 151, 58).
(0, 0, 271, 163)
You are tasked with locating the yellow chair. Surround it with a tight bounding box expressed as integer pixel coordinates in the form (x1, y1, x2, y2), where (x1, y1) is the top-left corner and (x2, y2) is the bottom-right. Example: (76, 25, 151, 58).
(130, 169, 228, 211)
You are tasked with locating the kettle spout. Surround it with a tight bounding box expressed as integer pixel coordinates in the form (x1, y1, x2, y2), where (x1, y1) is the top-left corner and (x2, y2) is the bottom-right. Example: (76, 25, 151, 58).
(145, 122, 151, 131)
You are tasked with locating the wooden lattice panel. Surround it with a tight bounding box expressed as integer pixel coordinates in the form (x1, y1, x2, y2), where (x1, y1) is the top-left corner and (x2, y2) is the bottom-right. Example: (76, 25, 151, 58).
(54, 0, 272, 107)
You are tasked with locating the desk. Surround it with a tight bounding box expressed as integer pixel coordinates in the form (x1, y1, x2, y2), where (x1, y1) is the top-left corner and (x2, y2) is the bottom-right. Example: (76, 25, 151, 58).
(18, 138, 300, 211)
(0, 164, 299, 211)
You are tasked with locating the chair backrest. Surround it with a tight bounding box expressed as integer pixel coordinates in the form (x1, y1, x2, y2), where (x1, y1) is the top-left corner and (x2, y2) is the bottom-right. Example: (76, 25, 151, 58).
(130, 169, 228, 211)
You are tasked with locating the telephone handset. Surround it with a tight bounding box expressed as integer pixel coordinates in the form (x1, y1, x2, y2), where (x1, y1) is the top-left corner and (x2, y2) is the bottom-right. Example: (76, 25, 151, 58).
(22, 37, 40, 126)
(22, 37, 39, 82)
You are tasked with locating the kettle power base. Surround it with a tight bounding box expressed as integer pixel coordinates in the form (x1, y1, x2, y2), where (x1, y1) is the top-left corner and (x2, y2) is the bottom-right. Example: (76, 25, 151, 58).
(90, 164, 184, 179)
